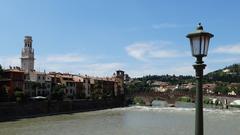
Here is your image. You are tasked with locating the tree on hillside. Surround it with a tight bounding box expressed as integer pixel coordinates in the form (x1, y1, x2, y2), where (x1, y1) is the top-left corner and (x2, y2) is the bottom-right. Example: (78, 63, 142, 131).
(230, 64, 240, 75)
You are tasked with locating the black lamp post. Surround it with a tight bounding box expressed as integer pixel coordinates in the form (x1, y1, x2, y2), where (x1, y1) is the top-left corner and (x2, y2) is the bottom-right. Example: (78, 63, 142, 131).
(186, 23, 214, 135)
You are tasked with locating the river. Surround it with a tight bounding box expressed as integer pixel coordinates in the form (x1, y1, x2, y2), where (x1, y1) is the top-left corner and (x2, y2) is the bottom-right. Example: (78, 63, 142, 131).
(0, 102, 240, 135)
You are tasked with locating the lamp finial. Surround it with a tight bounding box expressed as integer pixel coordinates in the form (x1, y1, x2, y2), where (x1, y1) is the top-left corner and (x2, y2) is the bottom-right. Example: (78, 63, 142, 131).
(197, 23, 203, 30)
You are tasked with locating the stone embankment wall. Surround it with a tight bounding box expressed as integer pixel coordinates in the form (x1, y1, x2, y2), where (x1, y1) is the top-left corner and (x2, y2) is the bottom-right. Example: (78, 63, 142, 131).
(0, 98, 124, 121)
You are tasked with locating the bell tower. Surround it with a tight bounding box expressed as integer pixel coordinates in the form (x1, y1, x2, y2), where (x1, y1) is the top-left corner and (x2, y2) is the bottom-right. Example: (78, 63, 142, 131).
(21, 36, 35, 73)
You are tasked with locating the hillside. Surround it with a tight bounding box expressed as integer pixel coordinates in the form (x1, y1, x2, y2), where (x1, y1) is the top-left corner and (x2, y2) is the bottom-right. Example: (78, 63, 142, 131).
(205, 64, 240, 83)
(125, 64, 240, 94)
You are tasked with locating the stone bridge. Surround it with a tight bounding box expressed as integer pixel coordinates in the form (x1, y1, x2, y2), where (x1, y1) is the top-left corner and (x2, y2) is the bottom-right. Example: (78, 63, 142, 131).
(127, 92, 240, 106)
(127, 91, 195, 106)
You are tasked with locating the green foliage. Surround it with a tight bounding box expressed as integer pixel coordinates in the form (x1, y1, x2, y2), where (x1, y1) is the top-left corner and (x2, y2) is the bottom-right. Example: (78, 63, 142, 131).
(125, 63, 240, 96)
(178, 96, 191, 102)
(51, 84, 65, 101)
(138, 74, 194, 85)
(214, 84, 230, 95)
(125, 75, 194, 95)
(205, 64, 240, 83)
(91, 81, 103, 100)
(190, 87, 196, 94)
(125, 80, 151, 94)
(0, 85, 9, 101)
(14, 88, 24, 103)
(133, 97, 145, 105)
(229, 85, 240, 95)
(0, 85, 8, 96)
(203, 97, 212, 104)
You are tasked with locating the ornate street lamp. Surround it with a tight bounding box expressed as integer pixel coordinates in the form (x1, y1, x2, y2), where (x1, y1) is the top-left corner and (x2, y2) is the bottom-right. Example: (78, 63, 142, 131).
(186, 23, 214, 135)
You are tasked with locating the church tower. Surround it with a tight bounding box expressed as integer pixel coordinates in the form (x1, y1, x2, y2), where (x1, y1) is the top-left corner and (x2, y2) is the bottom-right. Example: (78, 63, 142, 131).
(21, 36, 35, 73)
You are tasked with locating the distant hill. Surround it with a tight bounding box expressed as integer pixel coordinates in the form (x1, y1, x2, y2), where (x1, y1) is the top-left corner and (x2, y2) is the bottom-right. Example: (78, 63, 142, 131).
(130, 64, 240, 85)
(205, 64, 240, 83)
(125, 64, 240, 94)
(136, 74, 194, 85)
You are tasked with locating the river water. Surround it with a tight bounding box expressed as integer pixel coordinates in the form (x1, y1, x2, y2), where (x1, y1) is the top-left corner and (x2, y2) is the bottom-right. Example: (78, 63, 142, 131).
(0, 102, 240, 135)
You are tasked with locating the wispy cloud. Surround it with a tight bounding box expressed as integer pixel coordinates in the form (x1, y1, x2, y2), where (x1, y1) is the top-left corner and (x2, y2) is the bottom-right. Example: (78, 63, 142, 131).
(169, 65, 194, 75)
(208, 57, 240, 64)
(38, 62, 124, 77)
(213, 43, 240, 54)
(125, 41, 186, 60)
(152, 23, 178, 29)
(0, 54, 123, 76)
(46, 54, 85, 63)
(37, 54, 123, 76)
(80, 63, 124, 76)
(127, 63, 195, 77)
(0, 56, 20, 68)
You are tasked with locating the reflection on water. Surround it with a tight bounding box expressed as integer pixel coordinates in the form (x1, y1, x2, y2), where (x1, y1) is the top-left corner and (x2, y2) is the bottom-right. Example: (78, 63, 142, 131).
(0, 104, 240, 135)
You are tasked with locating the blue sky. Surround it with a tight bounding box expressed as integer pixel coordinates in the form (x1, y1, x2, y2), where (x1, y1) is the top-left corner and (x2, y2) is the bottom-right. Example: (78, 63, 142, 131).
(0, 0, 240, 77)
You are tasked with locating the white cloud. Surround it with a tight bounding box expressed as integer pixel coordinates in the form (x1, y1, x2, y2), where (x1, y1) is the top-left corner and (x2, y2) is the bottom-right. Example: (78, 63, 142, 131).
(38, 62, 124, 77)
(152, 23, 178, 29)
(35, 54, 124, 76)
(207, 57, 240, 64)
(85, 63, 123, 71)
(46, 54, 85, 63)
(213, 43, 240, 54)
(126, 63, 195, 77)
(0, 54, 123, 77)
(0, 56, 20, 68)
(80, 63, 124, 76)
(169, 65, 195, 75)
(125, 41, 185, 60)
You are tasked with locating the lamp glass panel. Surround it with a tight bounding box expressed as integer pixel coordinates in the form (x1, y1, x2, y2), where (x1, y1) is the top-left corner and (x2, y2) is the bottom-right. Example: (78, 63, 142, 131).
(201, 36, 205, 55)
(191, 36, 201, 56)
(204, 36, 210, 56)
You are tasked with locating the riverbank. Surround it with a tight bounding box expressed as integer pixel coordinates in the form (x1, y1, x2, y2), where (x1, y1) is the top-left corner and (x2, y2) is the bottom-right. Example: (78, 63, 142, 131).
(0, 97, 125, 122)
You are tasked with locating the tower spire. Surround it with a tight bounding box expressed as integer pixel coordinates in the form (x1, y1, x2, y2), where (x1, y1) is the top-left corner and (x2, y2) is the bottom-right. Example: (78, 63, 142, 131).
(21, 36, 35, 73)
